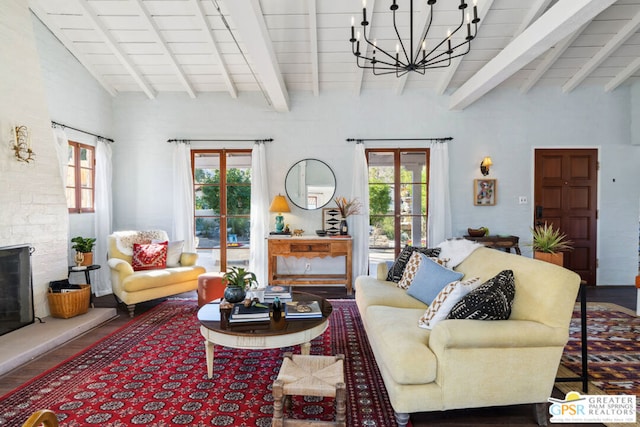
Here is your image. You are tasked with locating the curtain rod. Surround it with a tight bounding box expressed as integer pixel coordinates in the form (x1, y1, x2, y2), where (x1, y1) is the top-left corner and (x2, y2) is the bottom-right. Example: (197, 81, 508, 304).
(346, 137, 452, 142)
(51, 121, 114, 143)
(167, 138, 273, 143)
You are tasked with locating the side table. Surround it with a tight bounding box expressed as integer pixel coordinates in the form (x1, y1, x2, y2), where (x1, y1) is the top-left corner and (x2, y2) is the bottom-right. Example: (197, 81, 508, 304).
(68, 264, 100, 308)
(463, 235, 521, 255)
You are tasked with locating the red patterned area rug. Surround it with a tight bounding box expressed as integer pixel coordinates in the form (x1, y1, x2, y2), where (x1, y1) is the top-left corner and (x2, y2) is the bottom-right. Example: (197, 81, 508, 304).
(559, 302, 640, 417)
(0, 299, 400, 427)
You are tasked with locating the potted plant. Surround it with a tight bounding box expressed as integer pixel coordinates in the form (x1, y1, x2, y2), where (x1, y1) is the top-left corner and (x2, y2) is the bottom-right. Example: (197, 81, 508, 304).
(531, 223, 573, 266)
(71, 236, 96, 266)
(222, 266, 257, 303)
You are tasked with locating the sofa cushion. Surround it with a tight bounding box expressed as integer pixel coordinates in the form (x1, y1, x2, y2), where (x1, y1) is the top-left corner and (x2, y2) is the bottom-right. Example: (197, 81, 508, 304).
(386, 246, 441, 282)
(132, 242, 168, 271)
(365, 305, 437, 385)
(122, 266, 204, 292)
(418, 277, 481, 329)
(355, 276, 427, 310)
(406, 254, 464, 305)
(447, 270, 515, 320)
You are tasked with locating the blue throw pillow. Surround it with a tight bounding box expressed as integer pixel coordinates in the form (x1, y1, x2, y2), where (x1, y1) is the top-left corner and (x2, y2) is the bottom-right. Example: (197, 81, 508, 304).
(406, 254, 464, 305)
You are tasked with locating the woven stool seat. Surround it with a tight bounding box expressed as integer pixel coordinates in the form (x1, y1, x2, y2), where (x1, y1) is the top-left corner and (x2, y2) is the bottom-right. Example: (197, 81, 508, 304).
(272, 352, 346, 427)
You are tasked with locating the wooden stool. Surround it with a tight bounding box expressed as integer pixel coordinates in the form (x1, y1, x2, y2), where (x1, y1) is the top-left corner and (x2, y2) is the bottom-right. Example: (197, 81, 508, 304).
(197, 272, 225, 307)
(272, 352, 346, 427)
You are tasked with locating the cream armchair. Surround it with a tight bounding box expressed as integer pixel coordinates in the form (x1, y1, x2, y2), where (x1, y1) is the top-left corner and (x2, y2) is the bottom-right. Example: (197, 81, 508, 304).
(108, 230, 206, 317)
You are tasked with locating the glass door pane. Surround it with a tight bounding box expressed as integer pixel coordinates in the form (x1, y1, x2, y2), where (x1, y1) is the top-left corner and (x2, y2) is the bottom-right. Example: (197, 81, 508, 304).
(225, 152, 252, 268)
(367, 151, 397, 271)
(194, 153, 221, 271)
(400, 151, 427, 247)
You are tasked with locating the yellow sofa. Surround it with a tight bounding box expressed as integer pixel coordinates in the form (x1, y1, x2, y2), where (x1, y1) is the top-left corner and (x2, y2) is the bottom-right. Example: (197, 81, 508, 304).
(355, 247, 581, 426)
(107, 230, 206, 317)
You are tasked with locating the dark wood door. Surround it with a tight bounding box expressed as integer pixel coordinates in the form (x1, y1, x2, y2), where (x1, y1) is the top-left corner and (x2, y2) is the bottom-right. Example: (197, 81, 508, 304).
(534, 149, 598, 285)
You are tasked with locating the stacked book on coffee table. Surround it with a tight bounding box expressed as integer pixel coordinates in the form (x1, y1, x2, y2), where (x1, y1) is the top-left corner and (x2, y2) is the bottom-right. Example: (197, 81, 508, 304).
(229, 302, 270, 323)
(285, 301, 322, 319)
(263, 285, 292, 303)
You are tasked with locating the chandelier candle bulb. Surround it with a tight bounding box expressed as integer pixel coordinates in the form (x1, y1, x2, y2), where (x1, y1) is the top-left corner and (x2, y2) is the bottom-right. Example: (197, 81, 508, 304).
(473, 1, 479, 23)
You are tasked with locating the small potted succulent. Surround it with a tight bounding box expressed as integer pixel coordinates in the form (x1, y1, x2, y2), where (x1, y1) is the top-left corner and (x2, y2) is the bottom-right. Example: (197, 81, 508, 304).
(222, 266, 257, 303)
(71, 236, 96, 266)
(531, 223, 573, 267)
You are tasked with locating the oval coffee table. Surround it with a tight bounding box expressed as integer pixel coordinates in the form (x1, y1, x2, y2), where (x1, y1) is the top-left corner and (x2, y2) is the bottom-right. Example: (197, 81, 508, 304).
(198, 292, 333, 379)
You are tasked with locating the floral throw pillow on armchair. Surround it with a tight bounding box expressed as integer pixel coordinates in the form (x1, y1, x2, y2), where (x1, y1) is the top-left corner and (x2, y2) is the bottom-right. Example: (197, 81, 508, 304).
(132, 241, 168, 271)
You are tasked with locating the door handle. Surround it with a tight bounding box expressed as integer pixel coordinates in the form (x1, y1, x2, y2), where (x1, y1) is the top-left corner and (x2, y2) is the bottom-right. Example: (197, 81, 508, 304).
(535, 205, 543, 219)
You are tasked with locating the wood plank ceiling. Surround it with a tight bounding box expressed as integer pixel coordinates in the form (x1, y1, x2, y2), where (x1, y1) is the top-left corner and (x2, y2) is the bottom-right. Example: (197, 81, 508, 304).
(29, 0, 640, 112)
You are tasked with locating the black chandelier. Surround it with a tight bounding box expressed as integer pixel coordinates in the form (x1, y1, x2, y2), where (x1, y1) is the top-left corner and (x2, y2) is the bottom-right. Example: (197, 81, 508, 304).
(350, 0, 480, 76)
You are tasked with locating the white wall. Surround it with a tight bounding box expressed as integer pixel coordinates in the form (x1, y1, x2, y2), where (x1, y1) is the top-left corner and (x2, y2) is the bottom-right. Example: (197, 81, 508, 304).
(31, 12, 113, 271)
(0, 0, 69, 317)
(111, 87, 640, 285)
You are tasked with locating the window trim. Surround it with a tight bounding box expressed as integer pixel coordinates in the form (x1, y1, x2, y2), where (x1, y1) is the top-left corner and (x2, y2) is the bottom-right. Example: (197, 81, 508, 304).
(67, 141, 96, 214)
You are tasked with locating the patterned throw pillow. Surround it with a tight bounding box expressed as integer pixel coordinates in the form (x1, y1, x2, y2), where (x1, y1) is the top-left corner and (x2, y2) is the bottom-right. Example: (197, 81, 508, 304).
(386, 246, 441, 283)
(446, 270, 516, 320)
(418, 277, 481, 329)
(132, 242, 168, 271)
(397, 252, 422, 289)
(406, 254, 464, 304)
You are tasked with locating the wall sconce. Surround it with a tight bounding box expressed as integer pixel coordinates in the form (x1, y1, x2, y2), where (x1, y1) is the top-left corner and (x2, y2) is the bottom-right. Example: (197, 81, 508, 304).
(269, 194, 291, 233)
(480, 156, 492, 176)
(12, 125, 35, 163)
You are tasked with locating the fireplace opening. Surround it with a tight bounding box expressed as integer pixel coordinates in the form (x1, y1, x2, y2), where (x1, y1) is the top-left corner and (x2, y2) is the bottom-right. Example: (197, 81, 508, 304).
(0, 244, 34, 336)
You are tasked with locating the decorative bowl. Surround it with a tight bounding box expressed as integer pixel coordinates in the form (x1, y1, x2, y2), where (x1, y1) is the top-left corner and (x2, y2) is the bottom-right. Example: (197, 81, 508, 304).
(467, 228, 486, 237)
(315, 230, 327, 236)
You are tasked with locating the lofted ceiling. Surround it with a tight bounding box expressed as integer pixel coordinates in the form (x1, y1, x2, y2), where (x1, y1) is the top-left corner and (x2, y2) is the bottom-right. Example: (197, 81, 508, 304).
(29, 0, 640, 112)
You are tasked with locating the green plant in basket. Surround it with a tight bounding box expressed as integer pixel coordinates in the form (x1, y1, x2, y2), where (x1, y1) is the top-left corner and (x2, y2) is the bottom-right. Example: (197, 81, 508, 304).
(531, 223, 573, 254)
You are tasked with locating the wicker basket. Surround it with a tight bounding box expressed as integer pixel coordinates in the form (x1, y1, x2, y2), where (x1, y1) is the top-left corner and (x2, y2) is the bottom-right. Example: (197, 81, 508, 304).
(48, 284, 90, 319)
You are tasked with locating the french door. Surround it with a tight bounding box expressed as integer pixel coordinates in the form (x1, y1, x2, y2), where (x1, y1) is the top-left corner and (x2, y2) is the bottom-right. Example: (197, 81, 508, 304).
(366, 149, 430, 266)
(192, 150, 252, 272)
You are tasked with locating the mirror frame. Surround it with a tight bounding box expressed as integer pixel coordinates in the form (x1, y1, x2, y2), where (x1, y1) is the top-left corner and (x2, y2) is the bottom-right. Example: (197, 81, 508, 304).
(285, 159, 336, 210)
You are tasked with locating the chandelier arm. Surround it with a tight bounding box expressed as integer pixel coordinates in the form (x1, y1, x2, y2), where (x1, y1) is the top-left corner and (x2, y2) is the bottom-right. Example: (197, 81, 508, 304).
(390, 5, 410, 66)
(421, 43, 471, 68)
(413, 4, 435, 65)
(392, 0, 413, 66)
(361, 34, 408, 67)
(357, 54, 403, 70)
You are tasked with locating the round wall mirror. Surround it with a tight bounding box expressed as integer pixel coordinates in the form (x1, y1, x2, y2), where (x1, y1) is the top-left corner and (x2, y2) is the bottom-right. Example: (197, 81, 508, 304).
(285, 159, 336, 210)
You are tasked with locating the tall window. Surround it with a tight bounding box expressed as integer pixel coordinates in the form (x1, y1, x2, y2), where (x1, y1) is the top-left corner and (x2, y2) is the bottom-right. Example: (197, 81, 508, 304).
(367, 149, 429, 263)
(67, 141, 95, 213)
(192, 150, 252, 272)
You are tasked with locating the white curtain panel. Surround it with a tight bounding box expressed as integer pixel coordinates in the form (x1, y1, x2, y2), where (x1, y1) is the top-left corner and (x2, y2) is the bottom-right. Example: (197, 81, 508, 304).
(53, 127, 69, 188)
(173, 142, 196, 252)
(94, 139, 113, 296)
(249, 142, 269, 287)
(351, 142, 370, 277)
(427, 142, 452, 246)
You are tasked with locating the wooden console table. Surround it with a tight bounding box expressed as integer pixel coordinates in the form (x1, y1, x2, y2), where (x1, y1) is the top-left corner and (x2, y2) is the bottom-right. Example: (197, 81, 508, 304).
(268, 237, 353, 295)
(463, 235, 521, 255)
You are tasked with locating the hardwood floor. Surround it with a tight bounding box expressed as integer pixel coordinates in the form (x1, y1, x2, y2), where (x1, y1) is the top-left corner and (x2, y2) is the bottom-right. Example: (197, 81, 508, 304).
(0, 285, 635, 426)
